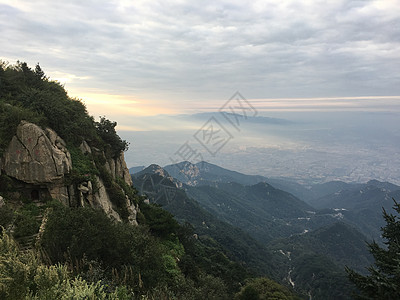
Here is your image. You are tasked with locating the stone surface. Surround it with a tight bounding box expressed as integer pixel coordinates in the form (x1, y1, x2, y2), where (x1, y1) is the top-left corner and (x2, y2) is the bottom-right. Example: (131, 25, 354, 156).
(117, 152, 133, 186)
(1, 122, 137, 225)
(79, 140, 92, 155)
(126, 195, 138, 225)
(48, 183, 70, 206)
(91, 176, 121, 222)
(2, 121, 72, 184)
(104, 152, 133, 186)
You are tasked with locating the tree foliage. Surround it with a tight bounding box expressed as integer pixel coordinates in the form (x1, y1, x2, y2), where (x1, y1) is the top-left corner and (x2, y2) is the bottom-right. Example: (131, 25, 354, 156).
(0, 61, 127, 157)
(38, 203, 236, 298)
(234, 277, 302, 300)
(95, 116, 129, 157)
(346, 199, 400, 299)
(0, 230, 132, 299)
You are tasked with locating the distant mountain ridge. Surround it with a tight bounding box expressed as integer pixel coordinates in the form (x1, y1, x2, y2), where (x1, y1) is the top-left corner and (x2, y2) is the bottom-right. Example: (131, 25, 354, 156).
(129, 165, 145, 174)
(161, 160, 400, 243)
(180, 112, 293, 126)
(164, 161, 267, 186)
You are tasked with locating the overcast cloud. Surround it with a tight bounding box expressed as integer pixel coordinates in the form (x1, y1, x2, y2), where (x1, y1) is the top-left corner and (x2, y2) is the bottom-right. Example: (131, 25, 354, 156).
(1, 0, 400, 112)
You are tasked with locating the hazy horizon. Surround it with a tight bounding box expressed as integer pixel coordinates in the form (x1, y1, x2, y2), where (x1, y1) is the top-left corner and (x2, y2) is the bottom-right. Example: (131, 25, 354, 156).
(2, 0, 399, 184)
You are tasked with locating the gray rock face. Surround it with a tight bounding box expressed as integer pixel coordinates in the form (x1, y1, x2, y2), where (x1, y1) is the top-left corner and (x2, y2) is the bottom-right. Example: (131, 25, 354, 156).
(1, 121, 137, 225)
(85, 176, 121, 222)
(2, 121, 72, 184)
(104, 152, 133, 186)
(126, 195, 138, 226)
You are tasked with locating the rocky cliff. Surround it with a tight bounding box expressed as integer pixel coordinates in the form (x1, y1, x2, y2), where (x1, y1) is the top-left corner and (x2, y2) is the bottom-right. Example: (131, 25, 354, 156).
(0, 121, 137, 224)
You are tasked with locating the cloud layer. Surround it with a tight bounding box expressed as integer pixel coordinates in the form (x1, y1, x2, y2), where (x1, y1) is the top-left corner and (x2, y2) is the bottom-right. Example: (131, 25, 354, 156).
(1, 0, 399, 113)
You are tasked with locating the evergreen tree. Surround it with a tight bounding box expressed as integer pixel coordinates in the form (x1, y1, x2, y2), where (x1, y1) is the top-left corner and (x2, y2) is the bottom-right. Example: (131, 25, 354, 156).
(346, 199, 400, 299)
(34, 63, 46, 80)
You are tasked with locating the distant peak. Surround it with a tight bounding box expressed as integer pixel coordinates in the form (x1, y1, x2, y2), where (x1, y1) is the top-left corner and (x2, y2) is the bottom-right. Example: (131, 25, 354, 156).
(140, 164, 169, 177)
(367, 179, 381, 185)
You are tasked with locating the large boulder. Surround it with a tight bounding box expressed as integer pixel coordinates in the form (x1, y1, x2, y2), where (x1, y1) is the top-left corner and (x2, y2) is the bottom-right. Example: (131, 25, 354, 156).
(2, 121, 72, 184)
(1, 121, 137, 225)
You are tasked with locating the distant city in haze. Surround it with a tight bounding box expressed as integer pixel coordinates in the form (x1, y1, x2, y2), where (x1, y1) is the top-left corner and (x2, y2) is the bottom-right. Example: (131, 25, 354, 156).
(120, 103, 400, 185)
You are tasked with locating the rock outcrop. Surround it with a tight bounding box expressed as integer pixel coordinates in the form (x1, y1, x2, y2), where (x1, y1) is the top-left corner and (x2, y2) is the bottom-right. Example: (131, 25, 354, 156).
(77, 175, 122, 222)
(79, 141, 132, 187)
(105, 152, 133, 186)
(1, 121, 137, 224)
(2, 121, 72, 184)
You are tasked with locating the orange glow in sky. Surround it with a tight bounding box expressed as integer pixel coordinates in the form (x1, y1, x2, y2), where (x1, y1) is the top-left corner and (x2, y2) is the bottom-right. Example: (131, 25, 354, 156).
(69, 90, 178, 117)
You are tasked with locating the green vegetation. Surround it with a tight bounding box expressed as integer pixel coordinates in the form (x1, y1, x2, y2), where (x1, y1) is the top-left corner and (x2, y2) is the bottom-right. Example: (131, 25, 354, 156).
(290, 254, 352, 300)
(0, 230, 131, 299)
(0, 61, 127, 157)
(95, 116, 129, 158)
(0, 205, 13, 230)
(0, 61, 132, 220)
(97, 165, 130, 220)
(132, 172, 279, 279)
(267, 222, 373, 299)
(346, 199, 400, 299)
(12, 203, 42, 238)
(0, 197, 247, 299)
(38, 203, 241, 299)
(67, 146, 99, 185)
(235, 277, 303, 300)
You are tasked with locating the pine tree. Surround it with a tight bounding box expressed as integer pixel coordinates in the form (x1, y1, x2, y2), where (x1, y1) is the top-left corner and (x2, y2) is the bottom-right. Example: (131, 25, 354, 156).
(34, 63, 46, 80)
(346, 199, 400, 299)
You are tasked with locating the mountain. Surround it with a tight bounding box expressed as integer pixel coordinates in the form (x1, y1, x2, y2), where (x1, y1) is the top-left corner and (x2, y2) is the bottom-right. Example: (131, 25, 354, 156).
(164, 161, 352, 244)
(308, 181, 360, 201)
(133, 164, 362, 299)
(129, 165, 145, 174)
(132, 164, 279, 278)
(165, 161, 400, 243)
(307, 180, 400, 240)
(266, 222, 373, 299)
(183, 112, 293, 126)
(185, 181, 342, 244)
(309, 180, 400, 210)
(269, 222, 373, 273)
(163, 161, 345, 204)
(164, 161, 267, 186)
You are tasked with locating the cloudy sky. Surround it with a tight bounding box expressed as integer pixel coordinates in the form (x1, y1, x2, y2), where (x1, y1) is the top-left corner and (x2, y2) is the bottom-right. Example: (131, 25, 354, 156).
(1, 0, 400, 121)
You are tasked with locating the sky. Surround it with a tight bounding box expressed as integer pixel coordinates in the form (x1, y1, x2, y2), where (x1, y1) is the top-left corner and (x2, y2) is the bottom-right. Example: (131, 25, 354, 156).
(1, 0, 400, 181)
(1, 0, 400, 122)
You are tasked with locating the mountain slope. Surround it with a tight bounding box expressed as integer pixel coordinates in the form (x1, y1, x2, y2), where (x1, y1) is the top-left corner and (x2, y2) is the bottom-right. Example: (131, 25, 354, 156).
(267, 222, 372, 299)
(185, 181, 324, 243)
(133, 164, 366, 299)
(132, 165, 279, 278)
(269, 222, 372, 273)
(308, 180, 400, 240)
